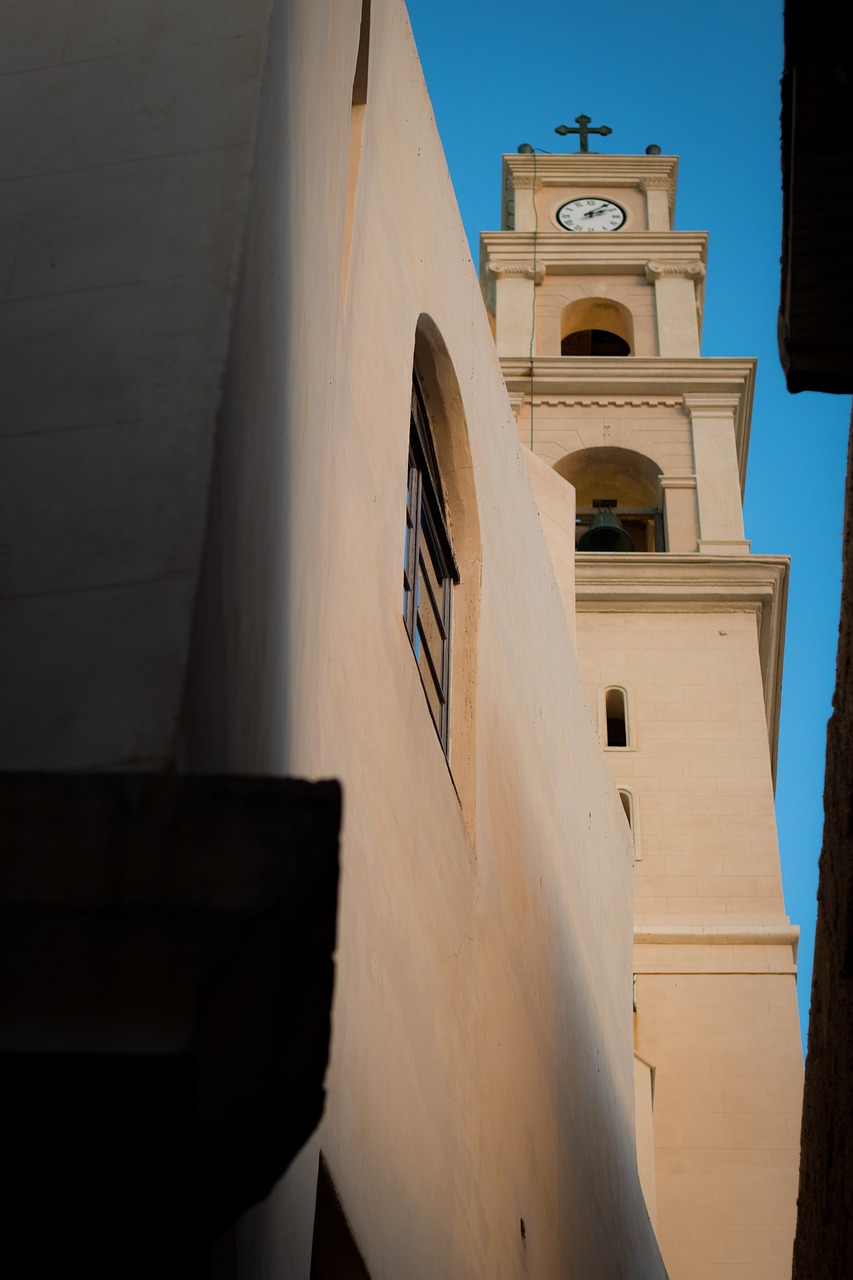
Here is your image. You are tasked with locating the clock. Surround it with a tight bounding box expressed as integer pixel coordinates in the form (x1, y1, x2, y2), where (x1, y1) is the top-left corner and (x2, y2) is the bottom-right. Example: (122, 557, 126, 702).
(556, 198, 626, 233)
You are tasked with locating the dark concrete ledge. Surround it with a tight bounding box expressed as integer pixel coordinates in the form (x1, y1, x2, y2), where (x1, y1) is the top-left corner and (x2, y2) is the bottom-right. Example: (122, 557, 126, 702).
(0, 772, 341, 1276)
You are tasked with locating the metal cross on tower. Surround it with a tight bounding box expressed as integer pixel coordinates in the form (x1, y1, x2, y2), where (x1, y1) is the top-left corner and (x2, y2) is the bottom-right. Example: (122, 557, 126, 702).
(554, 114, 612, 153)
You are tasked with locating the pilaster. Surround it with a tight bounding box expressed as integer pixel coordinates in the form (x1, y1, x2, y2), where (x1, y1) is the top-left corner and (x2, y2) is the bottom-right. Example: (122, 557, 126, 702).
(490, 262, 544, 357)
(658, 474, 698, 552)
(639, 175, 674, 231)
(684, 394, 750, 554)
(507, 172, 537, 232)
(645, 260, 705, 356)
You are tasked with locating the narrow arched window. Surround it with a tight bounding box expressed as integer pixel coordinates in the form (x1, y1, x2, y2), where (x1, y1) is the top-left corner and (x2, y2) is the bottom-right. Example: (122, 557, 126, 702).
(604, 686, 631, 748)
(618, 788, 641, 859)
(403, 369, 459, 751)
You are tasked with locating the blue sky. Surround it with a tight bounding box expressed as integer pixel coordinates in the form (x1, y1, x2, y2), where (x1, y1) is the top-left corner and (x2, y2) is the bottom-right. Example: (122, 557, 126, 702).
(406, 0, 852, 1048)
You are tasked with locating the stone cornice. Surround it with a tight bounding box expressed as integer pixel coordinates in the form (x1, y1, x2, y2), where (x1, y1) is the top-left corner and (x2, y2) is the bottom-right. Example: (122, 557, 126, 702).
(502, 153, 678, 200)
(499, 357, 754, 394)
(482, 230, 708, 274)
(499, 356, 755, 487)
(481, 232, 708, 316)
(633, 922, 799, 971)
(574, 553, 789, 783)
(657, 475, 697, 490)
(634, 922, 799, 951)
(638, 175, 673, 192)
(530, 396, 682, 409)
(683, 393, 741, 416)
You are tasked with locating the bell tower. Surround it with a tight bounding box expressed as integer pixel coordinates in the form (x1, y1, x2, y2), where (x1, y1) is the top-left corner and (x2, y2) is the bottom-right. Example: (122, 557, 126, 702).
(481, 140, 803, 1279)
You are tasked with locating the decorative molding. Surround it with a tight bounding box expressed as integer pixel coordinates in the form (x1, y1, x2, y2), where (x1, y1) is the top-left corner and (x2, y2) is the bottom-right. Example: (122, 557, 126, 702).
(645, 259, 705, 282)
(634, 921, 799, 957)
(683, 393, 740, 417)
(529, 396, 682, 409)
(638, 175, 676, 223)
(573, 553, 789, 784)
(499, 358, 754, 498)
(481, 232, 708, 321)
(633, 922, 799, 972)
(482, 231, 708, 272)
(489, 262, 545, 283)
(499, 356, 755, 389)
(657, 474, 697, 517)
(498, 356, 754, 489)
(502, 153, 679, 190)
(538, 175, 656, 189)
(698, 538, 751, 555)
(657, 474, 697, 490)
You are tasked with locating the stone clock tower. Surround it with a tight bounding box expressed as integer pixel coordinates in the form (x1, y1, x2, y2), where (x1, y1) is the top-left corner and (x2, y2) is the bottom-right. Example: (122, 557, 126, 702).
(481, 145, 804, 1279)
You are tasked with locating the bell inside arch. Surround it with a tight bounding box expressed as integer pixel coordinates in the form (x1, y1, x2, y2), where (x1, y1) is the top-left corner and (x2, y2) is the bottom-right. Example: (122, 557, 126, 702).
(577, 501, 636, 553)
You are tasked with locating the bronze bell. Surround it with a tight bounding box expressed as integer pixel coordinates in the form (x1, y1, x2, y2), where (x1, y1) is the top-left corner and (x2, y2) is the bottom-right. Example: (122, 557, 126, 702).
(577, 507, 635, 553)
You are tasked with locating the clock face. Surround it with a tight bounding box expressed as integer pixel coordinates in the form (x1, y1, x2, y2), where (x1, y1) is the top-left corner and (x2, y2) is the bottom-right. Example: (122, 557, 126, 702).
(556, 198, 627, 233)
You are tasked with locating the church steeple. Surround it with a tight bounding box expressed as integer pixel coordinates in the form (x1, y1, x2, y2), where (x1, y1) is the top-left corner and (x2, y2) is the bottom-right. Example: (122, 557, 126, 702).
(487, 150, 704, 358)
(481, 144, 802, 1279)
(481, 147, 752, 558)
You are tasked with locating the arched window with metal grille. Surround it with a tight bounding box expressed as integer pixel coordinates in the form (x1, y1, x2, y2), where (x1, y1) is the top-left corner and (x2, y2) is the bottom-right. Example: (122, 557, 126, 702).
(403, 369, 459, 751)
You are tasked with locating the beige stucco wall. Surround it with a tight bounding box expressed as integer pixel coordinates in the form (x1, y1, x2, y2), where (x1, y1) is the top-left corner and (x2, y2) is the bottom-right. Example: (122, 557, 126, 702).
(575, 606, 803, 1278)
(577, 610, 785, 920)
(525, 450, 578, 645)
(185, 2, 665, 1277)
(635, 971, 802, 1280)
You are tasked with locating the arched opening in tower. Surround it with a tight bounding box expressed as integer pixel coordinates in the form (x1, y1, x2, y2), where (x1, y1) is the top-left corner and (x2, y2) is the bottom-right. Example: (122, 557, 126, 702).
(556, 446, 664, 552)
(560, 297, 633, 357)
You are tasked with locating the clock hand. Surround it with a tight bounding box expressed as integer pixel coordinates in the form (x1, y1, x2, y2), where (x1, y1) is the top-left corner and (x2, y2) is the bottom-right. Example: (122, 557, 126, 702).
(582, 205, 609, 218)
